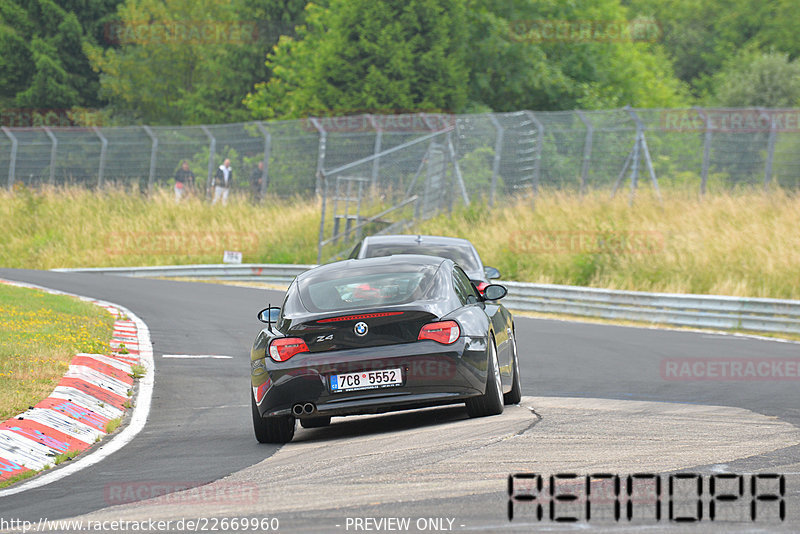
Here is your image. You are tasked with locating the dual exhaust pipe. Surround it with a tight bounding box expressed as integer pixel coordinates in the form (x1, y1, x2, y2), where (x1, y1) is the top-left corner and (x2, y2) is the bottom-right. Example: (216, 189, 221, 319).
(292, 402, 316, 416)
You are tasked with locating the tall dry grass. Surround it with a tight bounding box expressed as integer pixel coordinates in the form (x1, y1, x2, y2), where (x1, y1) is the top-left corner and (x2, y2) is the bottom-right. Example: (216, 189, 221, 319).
(0, 186, 320, 269)
(416, 188, 800, 299)
(1, 186, 798, 299)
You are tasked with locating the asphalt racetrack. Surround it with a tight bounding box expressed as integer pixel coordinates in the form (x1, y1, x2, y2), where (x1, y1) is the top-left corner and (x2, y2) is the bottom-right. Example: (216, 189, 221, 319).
(0, 269, 798, 533)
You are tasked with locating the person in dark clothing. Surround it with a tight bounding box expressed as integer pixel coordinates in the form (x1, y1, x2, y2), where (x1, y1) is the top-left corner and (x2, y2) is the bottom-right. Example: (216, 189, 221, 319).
(250, 160, 267, 202)
(174, 161, 195, 201)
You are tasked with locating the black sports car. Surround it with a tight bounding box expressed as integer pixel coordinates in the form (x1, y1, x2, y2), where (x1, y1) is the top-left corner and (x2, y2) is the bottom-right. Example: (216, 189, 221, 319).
(348, 234, 502, 292)
(250, 254, 521, 443)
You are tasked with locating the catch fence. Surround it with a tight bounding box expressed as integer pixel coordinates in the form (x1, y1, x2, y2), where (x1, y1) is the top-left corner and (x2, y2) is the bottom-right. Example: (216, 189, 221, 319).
(3, 107, 799, 200)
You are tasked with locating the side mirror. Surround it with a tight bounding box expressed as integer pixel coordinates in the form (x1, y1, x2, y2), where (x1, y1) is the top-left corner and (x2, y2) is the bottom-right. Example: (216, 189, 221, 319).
(482, 284, 507, 301)
(484, 266, 501, 279)
(257, 307, 281, 326)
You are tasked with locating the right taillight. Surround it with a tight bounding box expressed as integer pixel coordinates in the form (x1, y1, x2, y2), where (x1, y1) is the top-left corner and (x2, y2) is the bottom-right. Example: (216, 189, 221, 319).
(475, 282, 489, 295)
(268, 337, 309, 362)
(418, 320, 460, 345)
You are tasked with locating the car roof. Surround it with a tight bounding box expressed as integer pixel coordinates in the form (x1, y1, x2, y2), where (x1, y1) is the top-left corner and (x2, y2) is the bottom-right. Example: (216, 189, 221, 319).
(358, 234, 485, 280)
(298, 254, 450, 281)
(362, 234, 475, 247)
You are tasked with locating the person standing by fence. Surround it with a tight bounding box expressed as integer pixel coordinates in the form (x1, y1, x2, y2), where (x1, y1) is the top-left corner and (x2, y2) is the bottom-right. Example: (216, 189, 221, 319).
(250, 160, 266, 203)
(212, 158, 233, 205)
(174, 160, 195, 202)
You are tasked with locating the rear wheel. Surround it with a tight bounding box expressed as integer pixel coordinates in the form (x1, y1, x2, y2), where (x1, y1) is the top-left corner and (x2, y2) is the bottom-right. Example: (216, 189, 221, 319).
(300, 416, 331, 428)
(465, 336, 504, 417)
(251, 394, 295, 443)
(504, 331, 522, 405)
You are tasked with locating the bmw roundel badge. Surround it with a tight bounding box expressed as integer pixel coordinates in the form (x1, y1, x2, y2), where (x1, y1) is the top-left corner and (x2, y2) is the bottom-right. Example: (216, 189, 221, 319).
(354, 321, 368, 337)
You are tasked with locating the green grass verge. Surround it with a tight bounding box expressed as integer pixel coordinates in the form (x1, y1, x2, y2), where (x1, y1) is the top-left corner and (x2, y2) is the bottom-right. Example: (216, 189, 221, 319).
(0, 283, 115, 421)
(0, 468, 39, 489)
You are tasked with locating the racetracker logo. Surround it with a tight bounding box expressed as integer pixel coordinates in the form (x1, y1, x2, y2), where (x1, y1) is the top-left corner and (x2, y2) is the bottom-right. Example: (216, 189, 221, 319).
(301, 111, 456, 134)
(510, 231, 665, 255)
(104, 481, 259, 506)
(1, 108, 102, 128)
(104, 231, 258, 257)
(661, 358, 800, 381)
(509, 18, 661, 43)
(103, 20, 259, 45)
(660, 109, 800, 132)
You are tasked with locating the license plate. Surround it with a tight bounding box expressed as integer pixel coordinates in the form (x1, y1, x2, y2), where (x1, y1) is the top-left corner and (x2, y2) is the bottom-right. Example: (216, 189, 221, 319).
(330, 367, 403, 392)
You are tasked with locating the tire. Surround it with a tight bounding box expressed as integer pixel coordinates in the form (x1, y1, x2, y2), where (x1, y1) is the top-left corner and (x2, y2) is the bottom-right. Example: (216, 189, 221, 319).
(300, 416, 331, 429)
(465, 336, 504, 417)
(504, 331, 522, 405)
(251, 394, 295, 443)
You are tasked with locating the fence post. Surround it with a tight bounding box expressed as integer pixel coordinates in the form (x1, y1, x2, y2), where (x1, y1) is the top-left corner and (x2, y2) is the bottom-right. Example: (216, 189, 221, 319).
(201, 126, 217, 198)
(629, 107, 662, 203)
(43, 127, 57, 186)
(310, 118, 327, 196)
(317, 171, 327, 264)
(446, 130, 470, 206)
(2, 127, 17, 189)
(488, 114, 504, 207)
(525, 111, 543, 207)
(368, 115, 382, 189)
(576, 110, 593, 195)
(256, 122, 271, 197)
(94, 126, 108, 188)
(143, 126, 158, 193)
(694, 107, 712, 196)
(761, 109, 777, 189)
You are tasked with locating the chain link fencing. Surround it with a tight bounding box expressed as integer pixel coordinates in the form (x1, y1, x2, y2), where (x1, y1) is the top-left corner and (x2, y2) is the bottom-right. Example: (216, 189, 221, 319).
(2, 107, 799, 199)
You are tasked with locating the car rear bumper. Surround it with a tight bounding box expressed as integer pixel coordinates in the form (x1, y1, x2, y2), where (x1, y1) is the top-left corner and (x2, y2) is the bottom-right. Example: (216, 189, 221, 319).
(253, 337, 489, 418)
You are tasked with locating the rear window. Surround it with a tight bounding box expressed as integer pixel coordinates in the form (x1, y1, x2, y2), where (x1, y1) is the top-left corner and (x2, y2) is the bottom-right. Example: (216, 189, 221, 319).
(363, 244, 480, 272)
(298, 263, 442, 312)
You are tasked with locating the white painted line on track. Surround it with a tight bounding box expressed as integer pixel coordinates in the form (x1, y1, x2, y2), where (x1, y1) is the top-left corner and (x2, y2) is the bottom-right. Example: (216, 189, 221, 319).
(161, 354, 234, 359)
(0, 283, 154, 498)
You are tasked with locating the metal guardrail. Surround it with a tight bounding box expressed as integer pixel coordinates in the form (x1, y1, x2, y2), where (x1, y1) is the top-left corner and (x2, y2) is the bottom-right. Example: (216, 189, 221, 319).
(54, 264, 800, 334)
(501, 282, 800, 334)
(52, 264, 315, 286)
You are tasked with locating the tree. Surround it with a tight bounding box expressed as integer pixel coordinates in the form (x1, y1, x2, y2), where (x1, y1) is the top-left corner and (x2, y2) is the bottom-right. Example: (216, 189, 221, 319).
(86, 0, 307, 125)
(0, 0, 116, 113)
(711, 50, 800, 108)
(246, 0, 470, 119)
(15, 38, 79, 109)
(467, 0, 688, 111)
(623, 0, 800, 99)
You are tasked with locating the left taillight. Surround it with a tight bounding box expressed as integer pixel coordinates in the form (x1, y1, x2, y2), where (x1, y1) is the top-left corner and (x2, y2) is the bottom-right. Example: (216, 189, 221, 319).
(268, 337, 309, 362)
(418, 320, 460, 345)
(475, 281, 489, 295)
